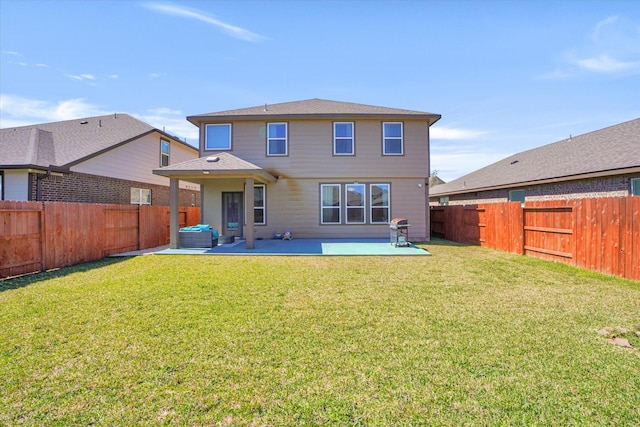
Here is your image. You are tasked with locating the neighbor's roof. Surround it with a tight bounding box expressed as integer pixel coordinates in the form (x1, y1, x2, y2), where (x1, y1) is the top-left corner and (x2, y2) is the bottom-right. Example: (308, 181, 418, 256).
(431, 117, 640, 197)
(188, 98, 441, 125)
(0, 114, 195, 170)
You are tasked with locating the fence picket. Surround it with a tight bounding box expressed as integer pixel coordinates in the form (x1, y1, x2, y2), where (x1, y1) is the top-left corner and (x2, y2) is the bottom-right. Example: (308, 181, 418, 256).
(431, 196, 639, 281)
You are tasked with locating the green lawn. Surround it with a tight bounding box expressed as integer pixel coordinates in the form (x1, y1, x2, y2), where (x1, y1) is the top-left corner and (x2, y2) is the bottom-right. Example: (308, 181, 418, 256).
(1, 240, 639, 426)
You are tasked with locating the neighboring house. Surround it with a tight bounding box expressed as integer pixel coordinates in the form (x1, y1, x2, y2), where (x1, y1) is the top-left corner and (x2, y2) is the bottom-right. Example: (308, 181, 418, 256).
(1, 114, 200, 206)
(430, 118, 640, 206)
(154, 98, 441, 249)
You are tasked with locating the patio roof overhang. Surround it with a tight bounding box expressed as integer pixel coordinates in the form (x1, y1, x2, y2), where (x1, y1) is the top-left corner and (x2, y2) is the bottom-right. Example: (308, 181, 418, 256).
(152, 152, 277, 184)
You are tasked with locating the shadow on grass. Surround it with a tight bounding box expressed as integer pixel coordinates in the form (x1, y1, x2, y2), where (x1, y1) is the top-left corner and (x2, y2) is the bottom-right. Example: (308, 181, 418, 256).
(418, 236, 476, 247)
(0, 257, 130, 293)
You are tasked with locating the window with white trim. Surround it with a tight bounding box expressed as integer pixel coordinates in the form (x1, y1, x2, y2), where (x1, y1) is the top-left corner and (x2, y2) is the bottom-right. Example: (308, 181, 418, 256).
(370, 183, 390, 223)
(160, 140, 170, 166)
(267, 122, 288, 155)
(631, 178, 640, 196)
(383, 122, 403, 155)
(205, 124, 232, 150)
(346, 184, 365, 223)
(334, 122, 354, 155)
(131, 188, 151, 205)
(321, 184, 341, 224)
(254, 185, 266, 225)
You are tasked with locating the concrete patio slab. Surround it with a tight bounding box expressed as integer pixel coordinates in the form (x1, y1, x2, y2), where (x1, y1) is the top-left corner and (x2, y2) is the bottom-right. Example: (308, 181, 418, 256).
(153, 238, 431, 256)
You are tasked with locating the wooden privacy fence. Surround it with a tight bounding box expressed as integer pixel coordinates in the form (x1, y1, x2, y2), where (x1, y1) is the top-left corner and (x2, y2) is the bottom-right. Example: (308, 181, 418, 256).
(1, 201, 200, 279)
(431, 196, 639, 282)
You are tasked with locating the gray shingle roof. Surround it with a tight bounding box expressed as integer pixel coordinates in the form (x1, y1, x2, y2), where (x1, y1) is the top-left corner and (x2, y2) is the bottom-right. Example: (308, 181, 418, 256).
(431, 117, 640, 196)
(188, 98, 441, 124)
(0, 114, 193, 169)
(153, 152, 277, 183)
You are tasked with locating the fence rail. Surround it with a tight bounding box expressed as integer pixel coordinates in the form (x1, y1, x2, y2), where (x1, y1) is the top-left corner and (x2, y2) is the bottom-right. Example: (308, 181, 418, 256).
(431, 196, 639, 281)
(1, 201, 200, 279)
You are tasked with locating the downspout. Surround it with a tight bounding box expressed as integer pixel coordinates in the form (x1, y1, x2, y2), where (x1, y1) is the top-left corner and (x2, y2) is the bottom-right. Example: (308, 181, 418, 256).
(35, 167, 52, 201)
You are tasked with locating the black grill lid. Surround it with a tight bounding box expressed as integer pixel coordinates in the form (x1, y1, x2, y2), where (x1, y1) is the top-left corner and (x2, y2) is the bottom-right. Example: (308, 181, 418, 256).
(391, 218, 408, 225)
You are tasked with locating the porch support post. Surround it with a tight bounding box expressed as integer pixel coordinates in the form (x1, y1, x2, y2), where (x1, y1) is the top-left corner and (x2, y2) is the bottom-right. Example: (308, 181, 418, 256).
(169, 178, 180, 249)
(245, 177, 255, 249)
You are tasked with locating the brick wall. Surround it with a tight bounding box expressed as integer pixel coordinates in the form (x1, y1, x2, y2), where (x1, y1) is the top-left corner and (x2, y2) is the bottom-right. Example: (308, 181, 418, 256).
(29, 171, 199, 207)
(431, 174, 635, 206)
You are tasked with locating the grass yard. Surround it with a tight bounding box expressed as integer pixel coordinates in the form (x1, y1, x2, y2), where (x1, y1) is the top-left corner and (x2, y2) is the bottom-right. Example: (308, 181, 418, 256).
(1, 240, 639, 426)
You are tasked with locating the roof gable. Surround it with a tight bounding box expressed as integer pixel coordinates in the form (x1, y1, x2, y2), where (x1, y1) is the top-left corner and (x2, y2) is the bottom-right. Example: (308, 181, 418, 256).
(188, 98, 441, 124)
(431, 117, 640, 196)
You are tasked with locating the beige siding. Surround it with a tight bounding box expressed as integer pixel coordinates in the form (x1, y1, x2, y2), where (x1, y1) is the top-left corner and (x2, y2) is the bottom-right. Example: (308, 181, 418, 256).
(195, 117, 432, 239)
(198, 176, 429, 240)
(201, 119, 430, 180)
(2, 169, 29, 201)
(72, 133, 198, 190)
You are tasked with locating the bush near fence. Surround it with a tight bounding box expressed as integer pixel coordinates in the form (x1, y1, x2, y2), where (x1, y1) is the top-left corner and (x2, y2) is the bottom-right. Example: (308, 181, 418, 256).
(0, 201, 200, 279)
(431, 196, 639, 282)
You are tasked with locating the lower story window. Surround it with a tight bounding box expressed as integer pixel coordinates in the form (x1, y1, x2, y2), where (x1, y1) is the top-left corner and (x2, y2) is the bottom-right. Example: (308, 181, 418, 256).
(632, 178, 640, 196)
(509, 189, 525, 205)
(346, 184, 365, 224)
(254, 185, 266, 224)
(321, 184, 341, 224)
(370, 183, 390, 223)
(320, 182, 390, 224)
(131, 188, 151, 205)
(439, 196, 449, 206)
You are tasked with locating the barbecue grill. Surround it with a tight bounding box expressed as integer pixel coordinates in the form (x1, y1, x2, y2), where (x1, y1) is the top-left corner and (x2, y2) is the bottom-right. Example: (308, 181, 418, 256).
(390, 217, 410, 247)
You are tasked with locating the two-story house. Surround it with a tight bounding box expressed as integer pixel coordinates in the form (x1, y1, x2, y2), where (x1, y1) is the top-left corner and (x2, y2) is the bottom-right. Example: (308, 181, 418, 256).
(1, 114, 200, 206)
(153, 99, 441, 249)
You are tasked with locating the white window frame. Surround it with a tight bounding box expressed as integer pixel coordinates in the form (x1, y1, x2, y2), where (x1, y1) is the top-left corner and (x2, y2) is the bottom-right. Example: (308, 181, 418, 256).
(345, 183, 366, 224)
(205, 123, 232, 151)
(267, 122, 288, 156)
(320, 184, 341, 224)
(131, 188, 151, 205)
(333, 122, 354, 155)
(370, 183, 390, 223)
(254, 184, 266, 225)
(160, 140, 170, 167)
(383, 122, 403, 155)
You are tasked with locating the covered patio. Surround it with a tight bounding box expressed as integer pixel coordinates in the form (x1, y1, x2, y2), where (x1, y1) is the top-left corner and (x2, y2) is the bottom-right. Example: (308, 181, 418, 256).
(153, 153, 277, 250)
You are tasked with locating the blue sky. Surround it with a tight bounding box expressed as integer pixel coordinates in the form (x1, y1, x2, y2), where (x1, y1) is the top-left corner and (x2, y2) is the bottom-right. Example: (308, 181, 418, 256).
(1, 0, 639, 182)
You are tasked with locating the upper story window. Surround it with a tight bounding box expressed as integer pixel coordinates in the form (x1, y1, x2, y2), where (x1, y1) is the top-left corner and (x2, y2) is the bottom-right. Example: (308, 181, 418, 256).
(267, 122, 288, 156)
(205, 124, 232, 150)
(383, 122, 403, 155)
(160, 140, 170, 166)
(334, 122, 354, 155)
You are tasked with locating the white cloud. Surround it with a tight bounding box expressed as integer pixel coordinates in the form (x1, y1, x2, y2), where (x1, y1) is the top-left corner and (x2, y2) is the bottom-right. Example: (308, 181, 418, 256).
(430, 145, 511, 182)
(2, 51, 21, 56)
(65, 73, 96, 81)
(136, 108, 198, 145)
(143, 2, 266, 42)
(108, 74, 119, 79)
(543, 15, 640, 78)
(576, 54, 640, 73)
(431, 126, 487, 140)
(0, 94, 108, 128)
(35, 63, 49, 68)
